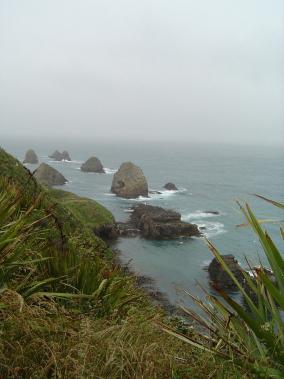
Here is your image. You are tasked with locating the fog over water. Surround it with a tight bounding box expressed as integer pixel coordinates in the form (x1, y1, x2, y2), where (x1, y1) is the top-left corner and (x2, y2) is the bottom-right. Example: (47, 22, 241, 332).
(0, 0, 283, 145)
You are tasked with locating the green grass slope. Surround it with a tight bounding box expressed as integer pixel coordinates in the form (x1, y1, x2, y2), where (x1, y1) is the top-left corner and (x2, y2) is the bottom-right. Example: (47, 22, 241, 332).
(0, 147, 247, 378)
(49, 188, 115, 230)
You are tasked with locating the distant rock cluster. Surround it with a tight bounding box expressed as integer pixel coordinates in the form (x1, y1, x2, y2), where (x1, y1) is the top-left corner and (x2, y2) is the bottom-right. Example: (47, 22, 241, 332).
(24, 148, 194, 240)
(49, 150, 71, 161)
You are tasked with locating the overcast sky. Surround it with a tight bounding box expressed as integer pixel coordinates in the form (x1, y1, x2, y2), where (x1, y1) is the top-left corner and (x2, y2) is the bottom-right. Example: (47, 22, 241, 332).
(0, 0, 283, 145)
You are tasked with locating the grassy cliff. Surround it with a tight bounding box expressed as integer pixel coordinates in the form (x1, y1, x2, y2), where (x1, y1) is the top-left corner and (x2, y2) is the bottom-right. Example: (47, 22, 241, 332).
(0, 148, 245, 378)
(49, 187, 115, 231)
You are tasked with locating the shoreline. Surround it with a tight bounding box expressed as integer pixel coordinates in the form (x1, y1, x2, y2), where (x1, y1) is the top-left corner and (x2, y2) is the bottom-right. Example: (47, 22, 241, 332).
(110, 244, 188, 318)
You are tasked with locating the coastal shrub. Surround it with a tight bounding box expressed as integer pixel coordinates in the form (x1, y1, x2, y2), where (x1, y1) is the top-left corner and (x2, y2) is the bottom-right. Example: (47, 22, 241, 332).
(163, 197, 284, 378)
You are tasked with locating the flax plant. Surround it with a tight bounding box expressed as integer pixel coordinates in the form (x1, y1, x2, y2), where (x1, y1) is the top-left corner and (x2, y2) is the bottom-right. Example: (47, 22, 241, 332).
(163, 197, 284, 378)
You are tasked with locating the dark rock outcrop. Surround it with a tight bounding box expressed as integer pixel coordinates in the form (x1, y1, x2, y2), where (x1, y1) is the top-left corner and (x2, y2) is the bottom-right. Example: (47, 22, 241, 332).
(118, 204, 201, 239)
(23, 149, 39, 164)
(204, 210, 220, 215)
(49, 150, 71, 161)
(208, 255, 244, 291)
(164, 182, 178, 191)
(81, 157, 105, 173)
(62, 151, 71, 161)
(111, 162, 148, 199)
(34, 163, 67, 187)
(93, 223, 119, 239)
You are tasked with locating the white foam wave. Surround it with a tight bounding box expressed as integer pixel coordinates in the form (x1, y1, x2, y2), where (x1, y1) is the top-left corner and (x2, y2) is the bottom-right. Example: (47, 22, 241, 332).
(123, 208, 134, 213)
(104, 167, 117, 174)
(46, 159, 83, 164)
(197, 221, 226, 238)
(68, 160, 83, 164)
(129, 187, 188, 202)
(182, 210, 220, 221)
(103, 192, 116, 196)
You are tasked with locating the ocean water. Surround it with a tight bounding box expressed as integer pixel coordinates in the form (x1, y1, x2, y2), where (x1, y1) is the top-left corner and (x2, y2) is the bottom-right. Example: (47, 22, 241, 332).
(2, 139, 284, 309)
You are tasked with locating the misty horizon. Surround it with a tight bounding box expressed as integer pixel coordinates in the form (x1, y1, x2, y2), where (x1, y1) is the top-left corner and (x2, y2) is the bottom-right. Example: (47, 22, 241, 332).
(1, 1, 284, 146)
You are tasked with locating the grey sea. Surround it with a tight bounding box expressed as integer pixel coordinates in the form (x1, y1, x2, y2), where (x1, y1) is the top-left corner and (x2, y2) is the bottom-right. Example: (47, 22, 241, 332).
(3, 139, 284, 309)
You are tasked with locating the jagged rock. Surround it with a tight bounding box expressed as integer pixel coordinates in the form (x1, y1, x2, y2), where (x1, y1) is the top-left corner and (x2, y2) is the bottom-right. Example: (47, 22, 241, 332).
(49, 150, 62, 160)
(111, 162, 148, 199)
(208, 255, 244, 290)
(61, 151, 71, 161)
(49, 150, 71, 161)
(119, 204, 201, 239)
(116, 222, 140, 237)
(34, 163, 67, 187)
(81, 156, 105, 173)
(164, 182, 178, 191)
(23, 149, 38, 164)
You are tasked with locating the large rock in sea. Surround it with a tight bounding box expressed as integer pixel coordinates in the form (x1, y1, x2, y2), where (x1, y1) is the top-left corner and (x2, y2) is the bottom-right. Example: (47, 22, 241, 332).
(49, 150, 71, 161)
(164, 182, 178, 191)
(34, 163, 67, 187)
(111, 162, 148, 199)
(208, 255, 244, 290)
(81, 156, 105, 173)
(124, 204, 201, 239)
(23, 149, 39, 164)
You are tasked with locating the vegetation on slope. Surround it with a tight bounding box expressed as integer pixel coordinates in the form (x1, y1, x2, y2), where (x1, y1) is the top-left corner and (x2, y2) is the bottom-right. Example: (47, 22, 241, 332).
(49, 188, 115, 231)
(1, 148, 234, 378)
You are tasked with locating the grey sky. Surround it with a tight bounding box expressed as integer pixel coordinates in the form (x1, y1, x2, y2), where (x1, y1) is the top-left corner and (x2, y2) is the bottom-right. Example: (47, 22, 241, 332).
(0, 0, 283, 145)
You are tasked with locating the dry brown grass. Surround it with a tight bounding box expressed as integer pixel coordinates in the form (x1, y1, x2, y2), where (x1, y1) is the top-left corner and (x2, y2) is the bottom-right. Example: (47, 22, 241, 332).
(0, 289, 224, 379)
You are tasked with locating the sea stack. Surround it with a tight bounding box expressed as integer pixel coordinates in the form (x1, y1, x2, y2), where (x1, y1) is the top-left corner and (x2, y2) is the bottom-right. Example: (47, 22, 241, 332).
(208, 255, 244, 290)
(81, 156, 105, 173)
(111, 161, 148, 199)
(49, 150, 71, 161)
(34, 163, 67, 187)
(61, 151, 71, 161)
(164, 182, 178, 191)
(23, 149, 39, 164)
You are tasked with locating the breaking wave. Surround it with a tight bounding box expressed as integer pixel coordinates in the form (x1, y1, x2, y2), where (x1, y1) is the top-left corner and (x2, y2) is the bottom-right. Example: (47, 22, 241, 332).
(130, 188, 189, 202)
(197, 221, 226, 238)
(104, 167, 118, 174)
(181, 210, 221, 221)
(181, 210, 226, 238)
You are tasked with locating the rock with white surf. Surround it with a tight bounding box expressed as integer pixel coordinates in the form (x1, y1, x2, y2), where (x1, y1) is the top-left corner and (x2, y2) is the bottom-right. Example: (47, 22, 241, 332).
(111, 161, 148, 199)
(118, 204, 201, 239)
(81, 156, 105, 173)
(164, 182, 178, 190)
(49, 150, 71, 161)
